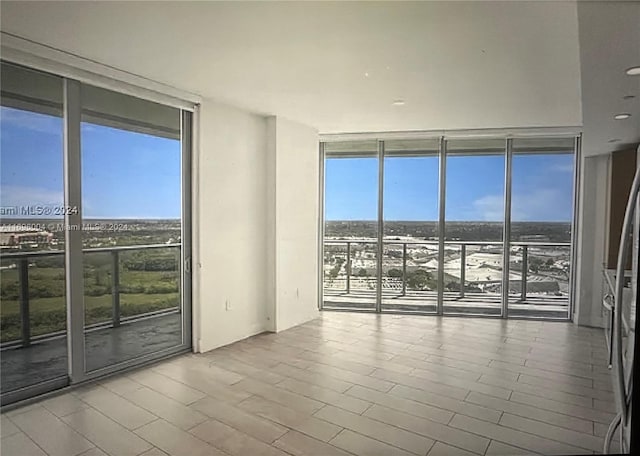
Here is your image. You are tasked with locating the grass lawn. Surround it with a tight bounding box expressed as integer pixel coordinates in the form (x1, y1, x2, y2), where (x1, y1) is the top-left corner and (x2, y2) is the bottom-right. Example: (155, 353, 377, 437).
(1, 292, 179, 342)
(1, 292, 180, 317)
(1, 263, 180, 342)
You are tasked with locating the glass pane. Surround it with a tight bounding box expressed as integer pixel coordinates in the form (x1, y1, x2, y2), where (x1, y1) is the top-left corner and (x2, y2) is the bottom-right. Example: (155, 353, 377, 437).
(0, 62, 68, 399)
(508, 138, 575, 319)
(80, 84, 185, 372)
(382, 139, 439, 313)
(444, 139, 505, 315)
(323, 141, 378, 310)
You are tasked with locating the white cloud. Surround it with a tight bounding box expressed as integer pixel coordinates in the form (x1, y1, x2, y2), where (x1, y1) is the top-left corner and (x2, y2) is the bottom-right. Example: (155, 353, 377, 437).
(549, 163, 574, 173)
(511, 188, 564, 221)
(0, 185, 64, 208)
(473, 188, 567, 221)
(472, 194, 504, 221)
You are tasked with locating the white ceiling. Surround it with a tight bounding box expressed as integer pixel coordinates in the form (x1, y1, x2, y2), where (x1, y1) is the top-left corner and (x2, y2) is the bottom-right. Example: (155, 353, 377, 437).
(577, 1, 640, 157)
(0, 1, 636, 155)
(0, 1, 583, 134)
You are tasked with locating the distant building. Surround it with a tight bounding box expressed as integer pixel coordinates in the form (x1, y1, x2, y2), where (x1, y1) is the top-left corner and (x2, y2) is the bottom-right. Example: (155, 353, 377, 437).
(519, 234, 551, 242)
(0, 226, 53, 247)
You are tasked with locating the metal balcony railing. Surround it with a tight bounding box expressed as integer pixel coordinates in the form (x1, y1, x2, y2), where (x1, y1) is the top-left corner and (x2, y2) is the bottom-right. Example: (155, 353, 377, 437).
(323, 239, 571, 301)
(0, 243, 181, 349)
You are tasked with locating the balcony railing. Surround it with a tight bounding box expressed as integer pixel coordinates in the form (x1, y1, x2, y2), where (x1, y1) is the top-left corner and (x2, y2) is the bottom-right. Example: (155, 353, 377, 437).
(0, 243, 181, 349)
(323, 239, 571, 302)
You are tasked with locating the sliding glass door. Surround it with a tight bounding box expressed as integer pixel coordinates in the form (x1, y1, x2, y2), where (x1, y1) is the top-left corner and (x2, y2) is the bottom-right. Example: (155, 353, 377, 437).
(79, 84, 189, 373)
(0, 63, 69, 401)
(0, 61, 192, 405)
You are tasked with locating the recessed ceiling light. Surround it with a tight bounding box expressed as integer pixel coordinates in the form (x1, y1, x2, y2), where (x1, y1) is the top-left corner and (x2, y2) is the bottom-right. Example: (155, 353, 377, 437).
(392, 100, 405, 106)
(364, 72, 370, 78)
(614, 113, 631, 120)
(608, 139, 621, 143)
(626, 66, 640, 76)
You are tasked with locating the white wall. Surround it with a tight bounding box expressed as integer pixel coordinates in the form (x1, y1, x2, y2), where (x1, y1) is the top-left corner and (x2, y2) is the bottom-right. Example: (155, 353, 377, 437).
(271, 117, 320, 332)
(194, 104, 319, 352)
(574, 153, 609, 327)
(194, 99, 271, 353)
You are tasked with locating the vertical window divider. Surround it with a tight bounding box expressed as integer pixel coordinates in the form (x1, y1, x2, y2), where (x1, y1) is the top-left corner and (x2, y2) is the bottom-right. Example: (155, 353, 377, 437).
(318, 142, 326, 311)
(63, 78, 86, 382)
(437, 136, 446, 315)
(501, 138, 513, 318)
(568, 134, 582, 320)
(181, 110, 193, 347)
(376, 140, 385, 313)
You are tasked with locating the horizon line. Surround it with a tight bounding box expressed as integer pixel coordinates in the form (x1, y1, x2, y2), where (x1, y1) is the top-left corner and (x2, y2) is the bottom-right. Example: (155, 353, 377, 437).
(0, 217, 570, 223)
(0, 216, 181, 221)
(326, 220, 571, 223)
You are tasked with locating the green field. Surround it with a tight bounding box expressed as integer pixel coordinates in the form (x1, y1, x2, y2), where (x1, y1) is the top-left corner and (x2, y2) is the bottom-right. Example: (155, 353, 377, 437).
(1, 250, 181, 343)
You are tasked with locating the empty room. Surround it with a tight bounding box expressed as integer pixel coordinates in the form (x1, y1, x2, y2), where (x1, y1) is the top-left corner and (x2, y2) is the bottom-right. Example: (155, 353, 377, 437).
(0, 1, 639, 456)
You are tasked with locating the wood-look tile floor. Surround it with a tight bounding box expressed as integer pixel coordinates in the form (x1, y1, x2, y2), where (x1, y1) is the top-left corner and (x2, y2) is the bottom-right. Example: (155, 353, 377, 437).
(1, 312, 618, 456)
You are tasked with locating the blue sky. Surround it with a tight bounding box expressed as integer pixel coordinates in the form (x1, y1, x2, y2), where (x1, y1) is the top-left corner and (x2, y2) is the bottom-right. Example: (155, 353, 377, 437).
(1, 106, 574, 222)
(1, 107, 181, 219)
(325, 153, 574, 222)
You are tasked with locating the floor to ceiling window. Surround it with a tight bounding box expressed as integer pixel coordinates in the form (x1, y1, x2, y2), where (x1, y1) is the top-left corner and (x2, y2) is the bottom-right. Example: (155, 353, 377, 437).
(323, 141, 378, 311)
(0, 61, 193, 405)
(320, 134, 578, 320)
(507, 138, 576, 318)
(382, 139, 439, 313)
(0, 63, 68, 397)
(80, 84, 187, 373)
(443, 139, 506, 316)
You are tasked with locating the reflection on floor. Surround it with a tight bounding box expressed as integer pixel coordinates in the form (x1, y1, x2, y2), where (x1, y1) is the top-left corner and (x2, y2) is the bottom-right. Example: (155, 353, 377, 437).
(1, 311, 617, 456)
(1, 313, 182, 393)
(324, 290, 569, 318)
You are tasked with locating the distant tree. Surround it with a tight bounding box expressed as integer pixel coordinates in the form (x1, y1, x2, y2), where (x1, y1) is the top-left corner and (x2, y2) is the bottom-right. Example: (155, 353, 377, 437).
(1, 281, 19, 300)
(446, 281, 460, 292)
(529, 257, 543, 273)
(95, 269, 107, 286)
(407, 269, 432, 290)
(387, 269, 403, 278)
(358, 268, 368, 277)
